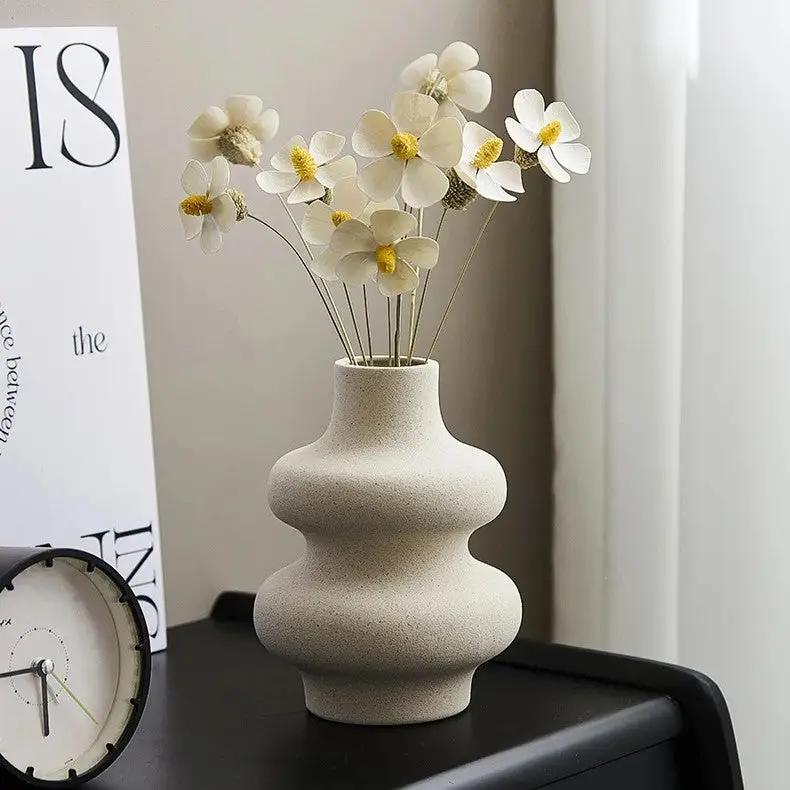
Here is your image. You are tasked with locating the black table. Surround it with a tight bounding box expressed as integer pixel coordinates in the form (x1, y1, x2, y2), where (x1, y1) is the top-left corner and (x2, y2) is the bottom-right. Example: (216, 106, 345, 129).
(20, 593, 744, 789)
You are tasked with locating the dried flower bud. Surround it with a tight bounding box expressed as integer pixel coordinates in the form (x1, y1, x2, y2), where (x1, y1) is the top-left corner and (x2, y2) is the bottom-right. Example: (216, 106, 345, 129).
(228, 188, 248, 221)
(318, 188, 333, 205)
(442, 168, 477, 211)
(513, 145, 539, 170)
(420, 69, 449, 104)
(216, 125, 262, 167)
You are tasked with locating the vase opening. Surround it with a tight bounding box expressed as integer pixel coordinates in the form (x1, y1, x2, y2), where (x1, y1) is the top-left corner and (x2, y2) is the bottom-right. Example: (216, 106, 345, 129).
(341, 355, 429, 369)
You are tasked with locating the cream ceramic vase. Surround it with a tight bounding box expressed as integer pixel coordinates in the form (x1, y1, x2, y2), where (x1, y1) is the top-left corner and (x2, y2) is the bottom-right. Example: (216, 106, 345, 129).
(254, 358, 522, 725)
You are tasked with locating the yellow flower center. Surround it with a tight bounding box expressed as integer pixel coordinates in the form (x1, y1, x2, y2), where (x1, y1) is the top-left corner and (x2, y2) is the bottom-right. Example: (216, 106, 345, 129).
(391, 132, 419, 161)
(538, 120, 562, 147)
(290, 146, 317, 181)
(472, 137, 503, 170)
(375, 244, 397, 274)
(331, 210, 353, 227)
(180, 194, 213, 216)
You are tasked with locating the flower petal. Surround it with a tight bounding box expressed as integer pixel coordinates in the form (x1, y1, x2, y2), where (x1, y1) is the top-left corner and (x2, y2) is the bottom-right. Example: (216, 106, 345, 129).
(188, 106, 229, 139)
(311, 248, 341, 281)
(353, 110, 397, 158)
(391, 92, 438, 137)
(189, 138, 220, 161)
(315, 155, 356, 188)
(538, 145, 570, 183)
(332, 176, 370, 217)
(437, 41, 479, 79)
(400, 52, 438, 88)
(455, 162, 477, 188)
(418, 118, 462, 168)
(435, 98, 467, 123)
(544, 102, 581, 142)
(181, 160, 209, 195)
(207, 156, 230, 198)
(271, 135, 307, 172)
(256, 169, 299, 194)
(309, 131, 345, 165)
(248, 108, 279, 143)
(212, 193, 237, 232)
(475, 169, 517, 202)
(358, 155, 405, 202)
(487, 160, 524, 193)
(200, 214, 222, 254)
(337, 251, 377, 286)
(301, 200, 335, 246)
(359, 196, 399, 223)
(225, 95, 263, 126)
(513, 89, 545, 133)
(179, 208, 202, 239)
(401, 158, 449, 209)
(463, 120, 496, 154)
(552, 142, 591, 174)
(394, 236, 439, 270)
(377, 260, 418, 297)
(287, 177, 326, 204)
(329, 218, 376, 256)
(370, 209, 416, 246)
(506, 117, 540, 153)
(447, 70, 491, 113)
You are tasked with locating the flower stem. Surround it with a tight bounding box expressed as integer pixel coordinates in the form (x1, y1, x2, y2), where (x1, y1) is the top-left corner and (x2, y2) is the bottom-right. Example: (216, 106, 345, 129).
(247, 213, 353, 362)
(394, 295, 402, 366)
(387, 297, 393, 366)
(406, 208, 423, 365)
(408, 207, 447, 362)
(343, 284, 368, 365)
(362, 285, 373, 365)
(425, 202, 499, 360)
(277, 195, 357, 364)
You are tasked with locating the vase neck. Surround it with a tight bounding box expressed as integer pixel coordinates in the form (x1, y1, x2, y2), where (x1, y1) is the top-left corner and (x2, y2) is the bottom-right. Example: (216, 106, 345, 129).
(325, 359, 445, 445)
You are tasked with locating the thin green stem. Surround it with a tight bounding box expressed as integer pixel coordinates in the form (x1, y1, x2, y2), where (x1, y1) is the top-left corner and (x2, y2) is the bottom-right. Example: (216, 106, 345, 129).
(425, 202, 499, 360)
(394, 295, 402, 366)
(343, 284, 368, 365)
(387, 297, 393, 366)
(277, 195, 357, 364)
(362, 285, 373, 364)
(248, 213, 353, 362)
(406, 208, 423, 365)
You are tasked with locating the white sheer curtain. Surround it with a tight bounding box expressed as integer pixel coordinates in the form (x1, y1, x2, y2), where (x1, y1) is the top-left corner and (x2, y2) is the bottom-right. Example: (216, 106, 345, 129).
(553, 2, 790, 788)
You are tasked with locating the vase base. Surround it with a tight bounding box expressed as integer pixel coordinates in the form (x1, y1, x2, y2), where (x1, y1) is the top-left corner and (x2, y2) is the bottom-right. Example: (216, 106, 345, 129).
(301, 670, 474, 725)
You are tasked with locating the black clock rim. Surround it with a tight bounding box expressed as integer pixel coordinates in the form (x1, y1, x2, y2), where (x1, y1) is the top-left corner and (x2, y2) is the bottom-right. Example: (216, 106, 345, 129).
(0, 546, 152, 788)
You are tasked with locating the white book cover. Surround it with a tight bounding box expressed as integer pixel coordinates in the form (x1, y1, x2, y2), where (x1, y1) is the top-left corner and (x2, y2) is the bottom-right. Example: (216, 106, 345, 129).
(0, 27, 166, 651)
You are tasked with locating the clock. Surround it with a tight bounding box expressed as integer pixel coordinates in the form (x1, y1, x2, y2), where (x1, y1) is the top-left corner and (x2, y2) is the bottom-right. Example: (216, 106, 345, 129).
(0, 547, 151, 787)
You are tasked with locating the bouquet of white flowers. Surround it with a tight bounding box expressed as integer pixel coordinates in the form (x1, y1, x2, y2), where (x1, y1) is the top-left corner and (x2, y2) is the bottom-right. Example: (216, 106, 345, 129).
(178, 41, 590, 366)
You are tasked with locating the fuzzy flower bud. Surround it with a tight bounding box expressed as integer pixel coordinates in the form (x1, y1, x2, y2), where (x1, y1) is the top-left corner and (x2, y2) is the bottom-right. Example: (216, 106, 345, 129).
(513, 145, 539, 171)
(227, 188, 248, 221)
(216, 125, 262, 167)
(442, 168, 478, 211)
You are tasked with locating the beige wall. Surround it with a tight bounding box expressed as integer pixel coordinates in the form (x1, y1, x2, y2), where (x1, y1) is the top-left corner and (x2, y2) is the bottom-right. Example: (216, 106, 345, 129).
(6, 0, 554, 636)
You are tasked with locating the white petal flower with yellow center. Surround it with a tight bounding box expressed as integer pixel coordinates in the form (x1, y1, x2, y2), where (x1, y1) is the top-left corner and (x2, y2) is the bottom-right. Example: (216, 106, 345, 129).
(400, 41, 492, 123)
(505, 89, 591, 183)
(352, 93, 462, 209)
(178, 157, 237, 254)
(188, 95, 279, 167)
(455, 122, 524, 202)
(256, 132, 356, 204)
(302, 177, 398, 280)
(329, 210, 439, 297)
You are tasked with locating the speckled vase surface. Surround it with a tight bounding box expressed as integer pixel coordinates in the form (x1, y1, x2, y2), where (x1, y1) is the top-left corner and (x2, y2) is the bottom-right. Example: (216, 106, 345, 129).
(254, 358, 522, 725)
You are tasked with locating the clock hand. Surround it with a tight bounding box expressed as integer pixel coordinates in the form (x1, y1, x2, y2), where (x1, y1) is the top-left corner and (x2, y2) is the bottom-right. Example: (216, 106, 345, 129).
(49, 671, 99, 726)
(0, 667, 38, 679)
(40, 672, 50, 737)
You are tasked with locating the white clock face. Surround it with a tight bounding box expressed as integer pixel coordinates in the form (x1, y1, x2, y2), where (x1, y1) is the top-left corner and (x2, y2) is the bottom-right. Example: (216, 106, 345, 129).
(0, 556, 146, 784)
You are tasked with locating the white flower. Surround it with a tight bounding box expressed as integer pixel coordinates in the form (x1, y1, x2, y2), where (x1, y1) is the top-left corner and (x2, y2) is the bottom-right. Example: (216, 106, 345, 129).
(455, 122, 524, 202)
(256, 132, 356, 204)
(505, 89, 591, 183)
(329, 209, 439, 297)
(178, 157, 237, 254)
(400, 41, 492, 122)
(188, 95, 279, 167)
(352, 93, 462, 209)
(301, 176, 398, 280)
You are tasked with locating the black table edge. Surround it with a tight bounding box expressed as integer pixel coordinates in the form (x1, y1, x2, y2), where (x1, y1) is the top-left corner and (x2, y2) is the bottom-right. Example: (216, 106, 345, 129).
(209, 591, 743, 790)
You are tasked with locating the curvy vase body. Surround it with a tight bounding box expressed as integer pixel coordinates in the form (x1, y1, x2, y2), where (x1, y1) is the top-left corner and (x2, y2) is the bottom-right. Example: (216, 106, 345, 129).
(254, 359, 522, 725)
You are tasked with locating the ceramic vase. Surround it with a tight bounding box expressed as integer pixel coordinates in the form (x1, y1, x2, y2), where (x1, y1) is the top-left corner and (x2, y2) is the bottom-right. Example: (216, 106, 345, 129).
(254, 358, 522, 725)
